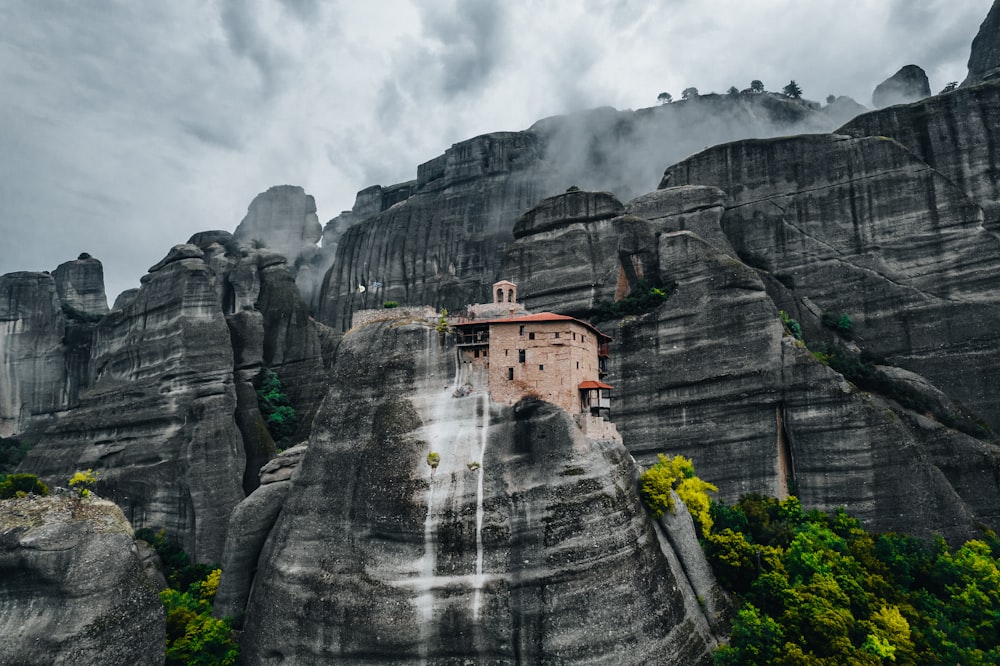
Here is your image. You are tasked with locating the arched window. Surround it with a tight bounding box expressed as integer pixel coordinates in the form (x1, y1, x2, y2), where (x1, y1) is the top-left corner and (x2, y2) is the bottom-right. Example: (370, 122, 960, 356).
(496, 288, 504, 303)
(508, 289, 514, 302)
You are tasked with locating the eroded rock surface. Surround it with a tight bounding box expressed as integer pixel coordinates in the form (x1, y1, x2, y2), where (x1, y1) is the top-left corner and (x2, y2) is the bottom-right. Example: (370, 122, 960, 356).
(19, 252, 246, 563)
(52, 255, 110, 318)
(965, 0, 1000, 86)
(502, 186, 1000, 541)
(661, 132, 1000, 431)
(0, 494, 164, 665)
(0, 273, 68, 437)
(234, 320, 719, 664)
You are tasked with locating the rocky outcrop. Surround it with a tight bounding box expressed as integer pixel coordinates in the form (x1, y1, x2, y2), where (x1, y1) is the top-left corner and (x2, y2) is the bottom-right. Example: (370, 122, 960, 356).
(839, 80, 1000, 226)
(964, 0, 1000, 86)
(18, 248, 246, 563)
(316, 95, 864, 331)
(213, 444, 306, 620)
(52, 254, 109, 318)
(661, 133, 1000, 432)
(871, 64, 931, 108)
(0, 494, 164, 665)
(0, 273, 68, 437)
(233, 320, 720, 664)
(501, 185, 1000, 541)
(233, 185, 322, 281)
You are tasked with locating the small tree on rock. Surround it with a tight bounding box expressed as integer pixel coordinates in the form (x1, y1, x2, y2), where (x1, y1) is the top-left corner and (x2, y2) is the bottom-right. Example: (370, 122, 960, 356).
(681, 87, 699, 100)
(657, 91, 672, 104)
(750, 80, 765, 93)
(782, 80, 803, 99)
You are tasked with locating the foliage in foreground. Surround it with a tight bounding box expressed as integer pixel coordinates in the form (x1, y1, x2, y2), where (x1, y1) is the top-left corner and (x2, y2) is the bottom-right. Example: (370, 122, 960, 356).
(639, 454, 718, 536)
(0, 473, 49, 499)
(706, 494, 1000, 665)
(136, 528, 239, 664)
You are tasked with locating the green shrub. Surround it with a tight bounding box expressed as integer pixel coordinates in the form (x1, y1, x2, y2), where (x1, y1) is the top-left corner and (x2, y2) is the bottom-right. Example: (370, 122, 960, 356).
(383, 301, 399, 309)
(593, 280, 673, 322)
(778, 310, 803, 341)
(68, 468, 97, 498)
(255, 369, 298, 447)
(640, 454, 717, 535)
(0, 437, 33, 475)
(0, 473, 49, 499)
(706, 495, 1000, 664)
(161, 570, 238, 665)
(426, 452, 441, 469)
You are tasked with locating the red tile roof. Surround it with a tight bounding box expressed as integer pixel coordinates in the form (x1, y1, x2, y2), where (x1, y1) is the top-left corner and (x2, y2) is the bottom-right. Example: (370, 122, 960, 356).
(579, 380, 614, 390)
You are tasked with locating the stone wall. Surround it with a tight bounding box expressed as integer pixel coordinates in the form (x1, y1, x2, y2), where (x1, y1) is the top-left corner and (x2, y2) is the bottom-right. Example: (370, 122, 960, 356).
(349, 306, 437, 330)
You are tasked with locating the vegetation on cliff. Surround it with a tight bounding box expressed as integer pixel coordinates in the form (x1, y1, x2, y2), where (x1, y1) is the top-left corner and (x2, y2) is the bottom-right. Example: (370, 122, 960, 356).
(254, 368, 298, 448)
(136, 528, 239, 665)
(705, 494, 1000, 664)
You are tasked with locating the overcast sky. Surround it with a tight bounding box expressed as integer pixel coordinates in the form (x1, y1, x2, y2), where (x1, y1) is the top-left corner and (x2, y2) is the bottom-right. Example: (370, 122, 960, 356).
(0, 0, 992, 302)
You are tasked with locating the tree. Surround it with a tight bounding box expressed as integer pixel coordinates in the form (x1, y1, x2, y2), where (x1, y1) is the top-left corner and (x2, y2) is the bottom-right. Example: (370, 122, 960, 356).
(681, 87, 699, 100)
(826, 94, 837, 104)
(639, 454, 717, 534)
(750, 79, 765, 93)
(255, 369, 298, 447)
(727, 86, 740, 96)
(657, 91, 672, 104)
(940, 81, 958, 94)
(782, 80, 803, 99)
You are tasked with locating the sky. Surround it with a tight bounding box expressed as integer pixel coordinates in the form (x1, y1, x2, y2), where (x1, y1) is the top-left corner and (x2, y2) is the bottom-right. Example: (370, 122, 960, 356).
(0, 0, 992, 302)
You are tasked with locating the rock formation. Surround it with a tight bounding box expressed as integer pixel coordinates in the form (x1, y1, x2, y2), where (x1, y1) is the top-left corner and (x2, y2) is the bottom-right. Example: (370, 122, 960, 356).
(19, 246, 247, 563)
(0, 273, 69, 437)
(660, 132, 1000, 432)
(501, 186, 999, 542)
(0, 493, 164, 665)
(230, 320, 721, 664)
(314, 94, 864, 328)
(839, 80, 1000, 227)
(871, 64, 931, 108)
(233, 185, 323, 298)
(52, 254, 110, 318)
(964, 0, 1000, 86)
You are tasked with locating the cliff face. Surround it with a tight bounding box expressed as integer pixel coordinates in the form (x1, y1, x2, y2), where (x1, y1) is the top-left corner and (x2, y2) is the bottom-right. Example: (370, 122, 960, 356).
(839, 81, 1000, 227)
(231, 320, 720, 664)
(964, 0, 1000, 86)
(0, 494, 164, 665)
(0, 273, 68, 437)
(18, 248, 247, 563)
(316, 96, 860, 330)
(661, 131, 1000, 432)
(501, 186, 998, 541)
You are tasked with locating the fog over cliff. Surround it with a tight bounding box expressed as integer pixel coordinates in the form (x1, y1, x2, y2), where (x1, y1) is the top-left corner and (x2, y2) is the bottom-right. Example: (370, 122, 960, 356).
(0, 1, 992, 300)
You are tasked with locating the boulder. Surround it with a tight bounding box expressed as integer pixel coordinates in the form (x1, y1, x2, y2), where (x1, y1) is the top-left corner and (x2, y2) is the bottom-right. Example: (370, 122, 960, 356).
(0, 494, 164, 665)
(871, 64, 931, 108)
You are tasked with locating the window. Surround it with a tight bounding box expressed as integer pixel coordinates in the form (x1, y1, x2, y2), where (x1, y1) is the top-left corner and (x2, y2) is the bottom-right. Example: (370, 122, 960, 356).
(529, 332, 535, 340)
(555, 332, 560, 338)
(483, 349, 488, 357)
(508, 289, 514, 302)
(576, 361, 580, 369)
(474, 349, 479, 358)
(539, 364, 544, 371)
(508, 367, 514, 380)
(573, 332, 577, 341)
(505, 349, 508, 356)
(518, 349, 525, 363)
(497, 288, 504, 302)
(519, 325, 525, 336)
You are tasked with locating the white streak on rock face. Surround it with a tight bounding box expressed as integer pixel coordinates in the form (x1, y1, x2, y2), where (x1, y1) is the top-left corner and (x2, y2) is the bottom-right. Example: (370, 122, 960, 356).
(401, 329, 493, 657)
(472, 389, 489, 620)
